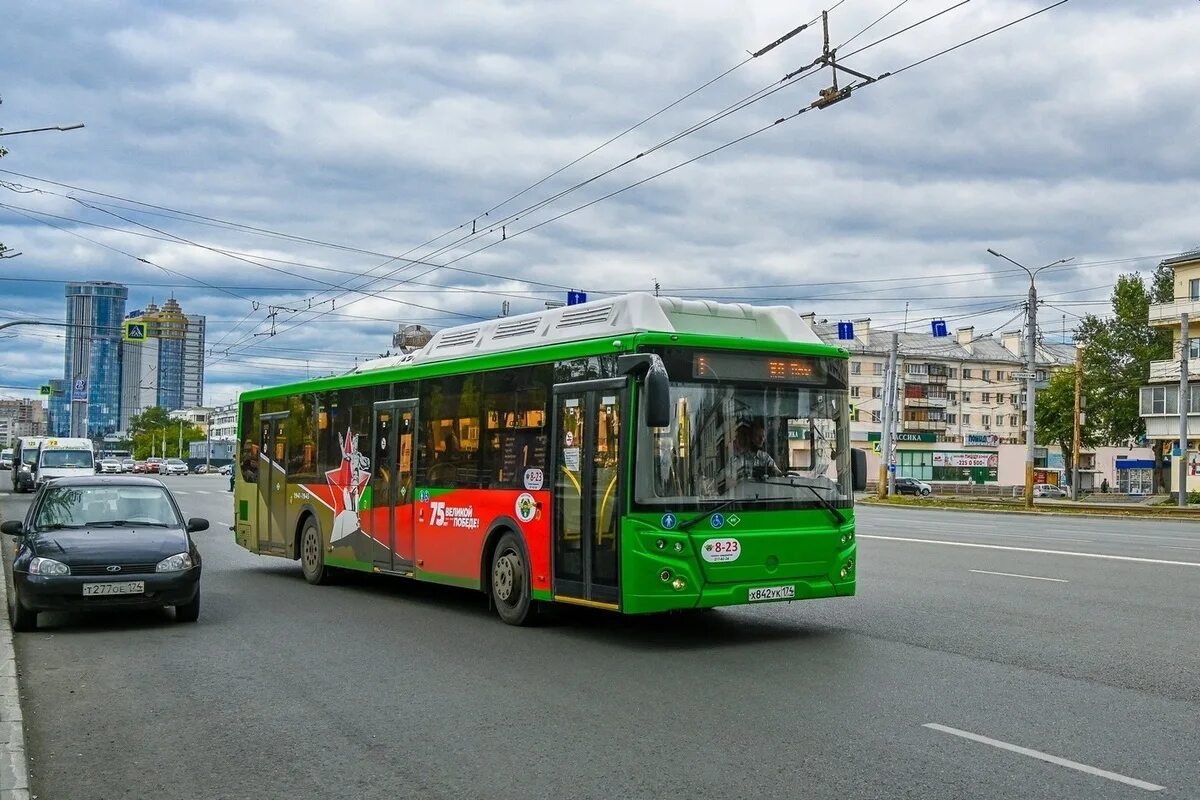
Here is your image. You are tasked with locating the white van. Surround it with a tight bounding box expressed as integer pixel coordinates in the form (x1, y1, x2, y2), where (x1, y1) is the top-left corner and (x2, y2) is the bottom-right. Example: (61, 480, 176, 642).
(12, 437, 45, 493)
(34, 437, 95, 487)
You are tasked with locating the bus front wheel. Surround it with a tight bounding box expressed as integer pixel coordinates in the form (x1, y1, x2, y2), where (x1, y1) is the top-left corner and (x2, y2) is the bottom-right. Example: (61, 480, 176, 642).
(491, 531, 532, 625)
(300, 518, 331, 585)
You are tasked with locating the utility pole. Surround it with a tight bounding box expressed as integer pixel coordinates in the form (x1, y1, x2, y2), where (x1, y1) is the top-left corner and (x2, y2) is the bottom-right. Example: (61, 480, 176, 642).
(1024, 276, 1038, 509)
(877, 332, 899, 498)
(178, 418, 184, 459)
(1071, 344, 1083, 501)
(1179, 312, 1190, 507)
(987, 249, 1073, 509)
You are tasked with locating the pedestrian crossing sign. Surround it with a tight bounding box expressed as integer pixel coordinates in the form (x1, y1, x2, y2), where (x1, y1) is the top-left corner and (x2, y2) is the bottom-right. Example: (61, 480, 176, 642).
(124, 320, 148, 342)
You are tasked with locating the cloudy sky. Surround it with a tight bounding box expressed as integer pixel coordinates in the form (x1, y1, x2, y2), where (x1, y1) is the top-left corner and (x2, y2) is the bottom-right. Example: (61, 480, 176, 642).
(1, 0, 1197, 407)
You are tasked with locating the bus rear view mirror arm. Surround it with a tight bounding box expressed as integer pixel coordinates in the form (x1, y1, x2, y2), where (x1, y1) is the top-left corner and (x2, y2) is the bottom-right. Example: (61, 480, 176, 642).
(615, 353, 670, 428)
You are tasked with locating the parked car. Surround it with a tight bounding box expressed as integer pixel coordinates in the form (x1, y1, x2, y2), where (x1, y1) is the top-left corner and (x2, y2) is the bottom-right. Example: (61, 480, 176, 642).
(895, 477, 932, 497)
(217, 463, 233, 476)
(99, 458, 123, 474)
(193, 464, 208, 474)
(2, 475, 207, 631)
(144, 458, 163, 474)
(1033, 483, 1068, 498)
(120, 458, 137, 473)
(162, 459, 189, 476)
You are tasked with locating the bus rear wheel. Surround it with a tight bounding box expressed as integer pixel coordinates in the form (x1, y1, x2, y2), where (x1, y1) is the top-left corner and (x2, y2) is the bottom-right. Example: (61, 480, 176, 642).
(491, 531, 532, 625)
(300, 518, 331, 585)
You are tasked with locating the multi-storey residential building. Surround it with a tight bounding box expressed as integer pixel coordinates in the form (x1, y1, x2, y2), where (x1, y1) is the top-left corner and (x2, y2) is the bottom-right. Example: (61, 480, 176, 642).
(183, 313, 206, 408)
(155, 297, 188, 411)
(1141, 249, 1200, 495)
(168, 406, 212, 435)
(812, 316, 1076, 486)
(63, 281, 128, 438)
(0, 399, 48, 446)
(209, 402, 238, 442)
(121, 303, 162, 432)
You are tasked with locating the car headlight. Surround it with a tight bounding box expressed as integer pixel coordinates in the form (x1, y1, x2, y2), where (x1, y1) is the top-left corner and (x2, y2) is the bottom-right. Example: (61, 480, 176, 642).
(19, 465, 30, 473)
(156, 552, 194, 572)
(29, 557, 70, 576)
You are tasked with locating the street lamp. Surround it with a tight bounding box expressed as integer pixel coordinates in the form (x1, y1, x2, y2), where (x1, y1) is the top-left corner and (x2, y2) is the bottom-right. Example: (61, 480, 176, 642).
(0, 123, 85, 137)
(987, 248, 1074, 508)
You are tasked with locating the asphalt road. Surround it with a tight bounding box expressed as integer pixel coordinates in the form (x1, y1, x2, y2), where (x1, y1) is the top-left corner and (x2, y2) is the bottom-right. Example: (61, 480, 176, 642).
(2, 477, 1197, 799)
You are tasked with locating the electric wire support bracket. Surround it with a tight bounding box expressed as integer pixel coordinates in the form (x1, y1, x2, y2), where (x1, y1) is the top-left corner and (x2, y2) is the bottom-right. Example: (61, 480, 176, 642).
(810, 10, 881, 110)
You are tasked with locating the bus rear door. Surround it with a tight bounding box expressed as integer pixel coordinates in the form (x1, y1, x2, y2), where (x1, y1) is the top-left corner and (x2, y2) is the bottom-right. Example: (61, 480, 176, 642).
(364, 399, 417, 575)
(257, 412, 289, 553)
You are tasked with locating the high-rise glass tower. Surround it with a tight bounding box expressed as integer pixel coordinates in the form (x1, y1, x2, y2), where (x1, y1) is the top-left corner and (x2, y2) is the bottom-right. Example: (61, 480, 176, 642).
(155, 297, 187, 411)
(183, 313, 206, 407)
(63, 281, 128, 438)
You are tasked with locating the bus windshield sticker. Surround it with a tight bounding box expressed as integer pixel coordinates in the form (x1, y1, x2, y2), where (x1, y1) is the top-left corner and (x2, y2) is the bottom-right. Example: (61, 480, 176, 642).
(523, 468, 544, 490)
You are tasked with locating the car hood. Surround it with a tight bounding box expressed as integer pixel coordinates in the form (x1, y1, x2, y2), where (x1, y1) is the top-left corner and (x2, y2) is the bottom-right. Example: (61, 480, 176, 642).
(31, 527, 189, 565)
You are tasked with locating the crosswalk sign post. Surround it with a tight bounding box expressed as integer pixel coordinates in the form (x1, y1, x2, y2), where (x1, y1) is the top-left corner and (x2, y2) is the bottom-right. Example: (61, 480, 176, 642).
(124, 320, 148, 342)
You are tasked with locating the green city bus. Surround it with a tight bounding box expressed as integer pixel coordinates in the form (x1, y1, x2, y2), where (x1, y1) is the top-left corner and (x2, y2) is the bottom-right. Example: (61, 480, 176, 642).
(233, 293, 865, 624)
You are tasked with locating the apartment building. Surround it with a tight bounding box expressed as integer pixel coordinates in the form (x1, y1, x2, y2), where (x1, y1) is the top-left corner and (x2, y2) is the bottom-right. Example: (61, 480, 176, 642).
(813, 316, 1075, 485)
(1141, 249, 1200, 494)
(0, 399, 48, 447)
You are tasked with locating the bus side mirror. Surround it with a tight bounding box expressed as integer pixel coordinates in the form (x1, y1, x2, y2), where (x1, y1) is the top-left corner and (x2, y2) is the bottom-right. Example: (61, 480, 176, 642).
(616, 353, 671, 429)
(851, 448, 867, 492)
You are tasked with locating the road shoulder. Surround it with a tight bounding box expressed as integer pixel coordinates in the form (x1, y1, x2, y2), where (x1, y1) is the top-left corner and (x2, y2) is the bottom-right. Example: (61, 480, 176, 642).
(0, 533, 29, 800)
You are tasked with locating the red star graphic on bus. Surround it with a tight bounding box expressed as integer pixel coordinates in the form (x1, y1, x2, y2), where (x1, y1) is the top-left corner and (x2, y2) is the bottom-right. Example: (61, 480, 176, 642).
(325, 428, 371, 517)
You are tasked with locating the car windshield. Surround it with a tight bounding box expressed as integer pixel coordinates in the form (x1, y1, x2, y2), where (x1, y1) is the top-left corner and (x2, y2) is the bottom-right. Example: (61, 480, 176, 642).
(634, 381, 852, 511)
(32, 485, 181, 530)
(40, 449, 94, 469)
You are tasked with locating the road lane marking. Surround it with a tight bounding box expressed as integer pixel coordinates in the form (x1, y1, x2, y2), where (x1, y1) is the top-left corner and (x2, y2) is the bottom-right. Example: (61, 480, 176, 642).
(969, 569, 1068, 583)
(923, 723, 1164, 792)
(858, 535, 1200, 568)
(174, 491, 189, 495)
(195, 490, 211, 495)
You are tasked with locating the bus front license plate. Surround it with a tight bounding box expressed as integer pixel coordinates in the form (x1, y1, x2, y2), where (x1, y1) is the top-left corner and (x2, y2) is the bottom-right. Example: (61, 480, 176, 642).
(83, 581, 144, 596)
(748, 585, 795, 602)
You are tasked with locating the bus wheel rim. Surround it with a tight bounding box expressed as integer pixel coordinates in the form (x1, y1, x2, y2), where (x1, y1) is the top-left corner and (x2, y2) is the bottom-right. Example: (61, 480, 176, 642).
(493, 550, 521, 605)
(304, 527, 318, 572)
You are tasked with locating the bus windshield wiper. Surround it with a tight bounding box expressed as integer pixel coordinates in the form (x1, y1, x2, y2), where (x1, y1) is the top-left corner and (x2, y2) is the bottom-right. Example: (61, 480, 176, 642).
(679, 497, 742, 532)
(765, 477, 845, 524)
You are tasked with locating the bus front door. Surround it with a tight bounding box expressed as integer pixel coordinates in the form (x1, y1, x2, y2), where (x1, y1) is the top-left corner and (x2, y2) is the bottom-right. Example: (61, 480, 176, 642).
(257, 412, 288, 553)
(552, 381, 624, 608)
(365, 399, 417, 574)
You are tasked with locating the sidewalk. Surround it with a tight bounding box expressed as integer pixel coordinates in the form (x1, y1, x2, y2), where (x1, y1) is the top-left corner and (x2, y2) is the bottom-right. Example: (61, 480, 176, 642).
(0, 552, 29, 800)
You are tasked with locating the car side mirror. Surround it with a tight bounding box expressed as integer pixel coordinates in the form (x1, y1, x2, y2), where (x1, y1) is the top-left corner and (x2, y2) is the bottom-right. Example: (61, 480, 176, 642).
(851, 448, 867, 492)
(187, 518, 209, 533)
(1, 520, 24, 537)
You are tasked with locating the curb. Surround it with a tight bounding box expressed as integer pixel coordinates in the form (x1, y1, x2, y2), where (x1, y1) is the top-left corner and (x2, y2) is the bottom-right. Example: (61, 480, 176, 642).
(0, 548, 29, 800)
(856, 499, 1200, 525)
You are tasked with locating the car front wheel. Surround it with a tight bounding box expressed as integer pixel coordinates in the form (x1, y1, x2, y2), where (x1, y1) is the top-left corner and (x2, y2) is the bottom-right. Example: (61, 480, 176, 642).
(8, 588, 37, 632)
(175, 587, 200, 622)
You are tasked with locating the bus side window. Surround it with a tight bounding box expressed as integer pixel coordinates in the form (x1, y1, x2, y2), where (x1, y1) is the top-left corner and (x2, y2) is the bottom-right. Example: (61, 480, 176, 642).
(240, 400, 261, 482)
(481, 365, 549, 489)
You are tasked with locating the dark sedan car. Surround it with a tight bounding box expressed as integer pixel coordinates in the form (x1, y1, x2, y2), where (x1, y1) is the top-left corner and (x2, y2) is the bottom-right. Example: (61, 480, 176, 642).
(2, 476, 207, 631)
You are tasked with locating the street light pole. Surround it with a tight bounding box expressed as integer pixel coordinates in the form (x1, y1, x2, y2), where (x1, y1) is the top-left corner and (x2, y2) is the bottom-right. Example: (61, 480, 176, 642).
(987, 248, 1073, 509)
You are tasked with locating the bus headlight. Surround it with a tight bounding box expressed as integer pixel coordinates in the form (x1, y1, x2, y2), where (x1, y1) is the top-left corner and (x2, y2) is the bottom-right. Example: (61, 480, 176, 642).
(672, 577, 686, 591)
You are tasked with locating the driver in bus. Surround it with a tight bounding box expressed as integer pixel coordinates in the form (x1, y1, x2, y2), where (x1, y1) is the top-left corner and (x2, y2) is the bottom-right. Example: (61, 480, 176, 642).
(734, 421, 783, 480)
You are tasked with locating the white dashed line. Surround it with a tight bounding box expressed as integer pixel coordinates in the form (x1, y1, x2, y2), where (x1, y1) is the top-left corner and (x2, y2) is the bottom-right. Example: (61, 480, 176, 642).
(924, 723, 1164, 792)
(858, 534, 1200, 568)
(969, 569, 1068, 583)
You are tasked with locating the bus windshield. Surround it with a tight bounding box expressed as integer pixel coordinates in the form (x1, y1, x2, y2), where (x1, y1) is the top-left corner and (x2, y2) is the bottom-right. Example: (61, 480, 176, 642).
(40, 449, 95, 469)
(634, 382, 851, 511)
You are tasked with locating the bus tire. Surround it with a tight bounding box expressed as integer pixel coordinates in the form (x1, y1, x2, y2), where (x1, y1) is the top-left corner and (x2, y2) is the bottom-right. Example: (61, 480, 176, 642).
(299, 517, 331, 586)
(490, 531, 532, 626)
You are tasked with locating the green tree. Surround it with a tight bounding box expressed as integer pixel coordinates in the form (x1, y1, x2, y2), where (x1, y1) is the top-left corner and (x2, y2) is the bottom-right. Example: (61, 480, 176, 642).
(1074, 268, 1175, 490)
(1036, 368, 1097, 485)
(127, 407, 204, 459)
